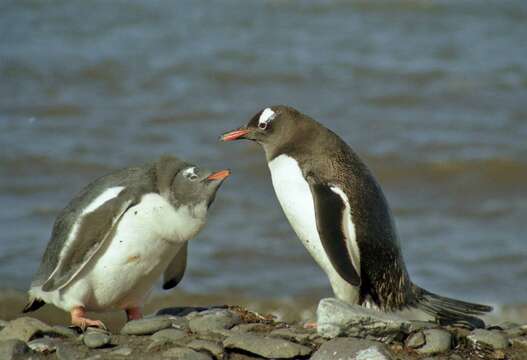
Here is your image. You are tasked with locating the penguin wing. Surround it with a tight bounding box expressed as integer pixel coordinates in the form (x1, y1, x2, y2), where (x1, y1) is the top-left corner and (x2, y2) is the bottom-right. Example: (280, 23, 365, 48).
(40, 188, 142, 292)
(162, 242, 188, 290)
(309, 182, 361, 286)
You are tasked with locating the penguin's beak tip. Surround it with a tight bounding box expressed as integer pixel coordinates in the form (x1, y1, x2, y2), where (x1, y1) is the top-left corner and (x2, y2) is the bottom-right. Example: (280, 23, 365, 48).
(207, 169, 231, 181)
(220, 129, 249, 142)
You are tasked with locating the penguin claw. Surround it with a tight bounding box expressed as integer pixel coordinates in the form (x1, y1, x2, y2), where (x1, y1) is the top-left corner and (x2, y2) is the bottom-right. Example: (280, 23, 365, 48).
(70, 306, 107, 331)
(303, 321, 317, 329)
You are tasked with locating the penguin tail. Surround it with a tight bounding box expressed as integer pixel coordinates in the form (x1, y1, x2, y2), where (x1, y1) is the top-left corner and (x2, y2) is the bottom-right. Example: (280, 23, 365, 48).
(414, 286, 492, 329)
(22, 297, 46, 313)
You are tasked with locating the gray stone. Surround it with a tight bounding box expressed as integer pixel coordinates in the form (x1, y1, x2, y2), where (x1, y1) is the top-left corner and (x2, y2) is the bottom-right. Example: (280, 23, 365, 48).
(121, 317, 172, 335)
(189, 309, 241, 334)
(0, 339, 31, 360)
(52, 325, 79, 338)
(56, 343, 87, 360)
(467, 329, 509, 350)
(224, 332, 311, 358)
(83, 329, 111, 349)
(316, 298, 409, 340)
(504, 326, 526, 338)
(163, 347, 212, 360)
(157, 306, 227, 317)
(187, 339, 223, 358)
(0, 320, 8, 330)
(147, 339, 169, 352)
(270, 327, 313, 342)
(110, 346, 133, 356)
(510, 336, 527, 346)
(406, 331, 426, 348)
(311, 337, 393, 360)
(0, 317, 58, 342)
(27, 336, 61, 353)
(231, 323, 271, 333)
(416, 329, 452, 355)
(151, 328, 187, 342)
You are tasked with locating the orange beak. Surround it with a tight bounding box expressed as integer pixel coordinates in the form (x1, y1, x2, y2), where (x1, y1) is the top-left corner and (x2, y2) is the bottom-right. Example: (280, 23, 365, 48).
(206, 169, 231, 181)
(220, 129, 250, 142)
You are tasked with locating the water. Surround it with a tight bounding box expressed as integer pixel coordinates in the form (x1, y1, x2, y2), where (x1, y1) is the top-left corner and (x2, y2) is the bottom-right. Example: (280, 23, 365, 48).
(1, 0, 526, 306)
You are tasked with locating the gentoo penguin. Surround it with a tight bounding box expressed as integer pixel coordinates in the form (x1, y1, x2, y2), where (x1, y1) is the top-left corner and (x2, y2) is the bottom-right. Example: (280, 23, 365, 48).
(220, 105, 492, 328)
(23, 155, 230, 329)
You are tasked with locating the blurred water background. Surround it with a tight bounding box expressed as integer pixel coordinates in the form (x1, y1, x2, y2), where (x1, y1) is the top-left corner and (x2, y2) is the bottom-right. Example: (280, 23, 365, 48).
(1, 0, 526, 309)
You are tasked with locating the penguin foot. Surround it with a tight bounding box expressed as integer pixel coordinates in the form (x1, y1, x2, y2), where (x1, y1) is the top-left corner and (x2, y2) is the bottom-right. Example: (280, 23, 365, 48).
(70, 307, 107, 331)
(125, 307, 143, 321)
(303, 321, 317, 329)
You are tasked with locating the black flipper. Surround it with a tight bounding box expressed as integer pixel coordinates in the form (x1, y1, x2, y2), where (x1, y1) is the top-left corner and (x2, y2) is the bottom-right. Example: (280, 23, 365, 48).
(22, 298, 45, 313)
(162, 242, 188, 290)
(415, 286, 492, 329)
(309, 183, 361, 286)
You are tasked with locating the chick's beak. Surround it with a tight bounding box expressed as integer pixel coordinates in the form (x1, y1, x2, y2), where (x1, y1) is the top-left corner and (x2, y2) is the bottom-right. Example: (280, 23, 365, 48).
(206, 169, 231, 181)
(219, 128, 250, 142)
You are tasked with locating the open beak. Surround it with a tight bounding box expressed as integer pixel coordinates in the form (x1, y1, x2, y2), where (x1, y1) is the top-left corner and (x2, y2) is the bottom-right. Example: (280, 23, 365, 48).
(219, 128, 250, 142)
(206, 169, 231, 181)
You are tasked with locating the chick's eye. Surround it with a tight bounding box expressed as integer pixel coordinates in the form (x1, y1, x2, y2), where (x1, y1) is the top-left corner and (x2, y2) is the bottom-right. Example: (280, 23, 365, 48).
(189, 174, 198, 181)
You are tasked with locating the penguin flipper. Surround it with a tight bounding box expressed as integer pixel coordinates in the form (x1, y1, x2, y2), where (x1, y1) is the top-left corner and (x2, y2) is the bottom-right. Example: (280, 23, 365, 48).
(309, 183, 361, 286)
(41, 189, 141, 292)
(162, 242, 188, 290)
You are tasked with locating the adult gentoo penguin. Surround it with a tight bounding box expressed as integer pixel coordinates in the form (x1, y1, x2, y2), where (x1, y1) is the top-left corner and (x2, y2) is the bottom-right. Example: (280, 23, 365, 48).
(220, 105, 491, 328)
(23, 155, 230, 329)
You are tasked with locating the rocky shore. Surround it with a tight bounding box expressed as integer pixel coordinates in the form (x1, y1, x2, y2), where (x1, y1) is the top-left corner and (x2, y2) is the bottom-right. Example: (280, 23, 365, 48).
(1, 298, 527, 360)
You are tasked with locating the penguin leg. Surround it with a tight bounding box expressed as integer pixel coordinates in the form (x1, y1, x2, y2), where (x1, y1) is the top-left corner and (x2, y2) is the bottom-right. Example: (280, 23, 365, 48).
(125, 307, 143, 321)
(70, 307, 107, 330)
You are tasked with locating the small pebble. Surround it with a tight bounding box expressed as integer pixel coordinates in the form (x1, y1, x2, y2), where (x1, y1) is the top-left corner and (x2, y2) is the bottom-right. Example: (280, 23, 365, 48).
(83, 330, 111, 349)
(187, 339, 223, 358)
(27, 336, 60, 353)
(189, 309, 241, 334)
(111, 346, 133, 356)
(416, 329, 452, 355)
(406, 331, 426, 348)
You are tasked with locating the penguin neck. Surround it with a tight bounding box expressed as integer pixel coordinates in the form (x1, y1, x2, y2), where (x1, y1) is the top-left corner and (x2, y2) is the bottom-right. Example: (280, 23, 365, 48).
(170, 201, 208, 241)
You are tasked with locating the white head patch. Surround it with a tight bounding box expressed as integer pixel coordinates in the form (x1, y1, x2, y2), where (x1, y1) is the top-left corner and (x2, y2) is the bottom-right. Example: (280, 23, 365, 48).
(183, 167, 198, 178)
(258, 108, 276, 127)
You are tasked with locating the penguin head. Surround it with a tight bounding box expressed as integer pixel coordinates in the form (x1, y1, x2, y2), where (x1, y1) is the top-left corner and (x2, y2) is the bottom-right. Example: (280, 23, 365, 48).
(156, 155, 230, 209)
(220, 105, 303, 157)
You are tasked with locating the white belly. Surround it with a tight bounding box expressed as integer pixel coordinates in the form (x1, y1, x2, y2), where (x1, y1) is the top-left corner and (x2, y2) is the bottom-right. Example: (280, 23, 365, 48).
(268, 155, 359, 303)
(37, 194, 206, 311)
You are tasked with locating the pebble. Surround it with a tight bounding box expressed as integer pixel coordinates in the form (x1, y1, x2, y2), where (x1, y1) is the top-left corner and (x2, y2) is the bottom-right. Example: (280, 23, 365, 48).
(27, 336, 61, 353)
(405, 331, 426, 348)
(163, 347, 213, 360)
(467, 329, 510, 350)
(56, 343, 87, 360)
(151, 328, 187, 342)
(224, 332, 312, 359)
(311, 337, 393, 360)
(83, 329, 111, 349)
(187, 339, 223, 358)
(0, 316, 57, 342)
(416, 329, 452, 355)
(510, 336, 527, 346)
(0, 339, 31, 360)
(316, 297, 408, 339)
(0, 320, 8, 330)
(110, 346, 133, 356)
(189, 309, 241, 334)
(121, 317, 172, 335)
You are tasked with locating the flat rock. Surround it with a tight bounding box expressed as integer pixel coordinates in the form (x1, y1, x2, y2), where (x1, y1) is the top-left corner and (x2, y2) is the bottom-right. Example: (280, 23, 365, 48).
(121, 317, 173, 335)
(311, 337, 393, 360)
(83, 329, 111, 349)
(224, 332, 312, 358)
(151, 328, 187, 342)
(189, 309, 241, 334)
(467, 329, 509, 349)
(416, 329, 451, 355)
(56, 343, 88, 360)
(27, 336, 61, 353)
(270, 327, 313, 343)
(0, 339, 31, 360)
(0, 317, 58, 342)
(316, 298, 409, 340)
(187, 339, 223, 358)
(163, 347, 213, 360)
(157, 305, 227, 317)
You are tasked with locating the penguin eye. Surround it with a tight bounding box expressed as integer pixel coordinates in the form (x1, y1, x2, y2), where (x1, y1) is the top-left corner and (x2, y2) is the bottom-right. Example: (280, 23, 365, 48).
(183, 167, 199, 181)
(258, 122, 268, 130)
